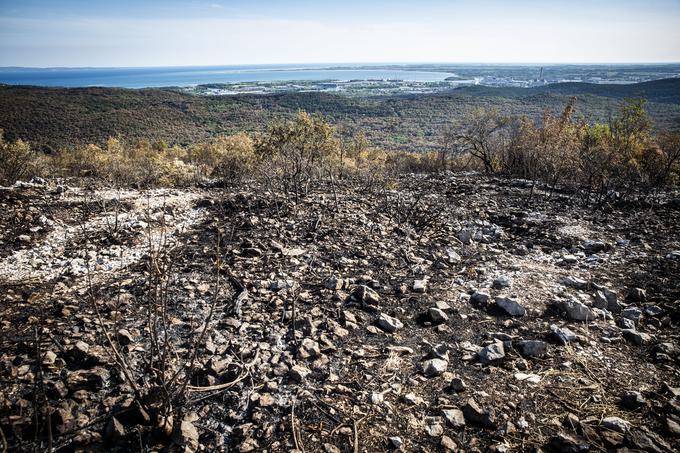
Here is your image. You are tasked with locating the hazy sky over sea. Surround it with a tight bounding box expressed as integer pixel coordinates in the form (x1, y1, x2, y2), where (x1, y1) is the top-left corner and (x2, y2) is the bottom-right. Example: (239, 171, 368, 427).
(1, 0, 679, 67)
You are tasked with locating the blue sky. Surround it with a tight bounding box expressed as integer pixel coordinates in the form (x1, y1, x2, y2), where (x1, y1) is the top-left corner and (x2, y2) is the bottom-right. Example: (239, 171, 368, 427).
(1, 0, 679, 67)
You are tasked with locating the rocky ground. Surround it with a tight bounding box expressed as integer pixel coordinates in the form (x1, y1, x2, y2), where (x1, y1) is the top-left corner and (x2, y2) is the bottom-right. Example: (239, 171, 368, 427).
(1, 174, 679, 452)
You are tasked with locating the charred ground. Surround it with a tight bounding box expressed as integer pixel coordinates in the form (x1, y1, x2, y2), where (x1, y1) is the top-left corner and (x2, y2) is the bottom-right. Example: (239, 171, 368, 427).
(1, 174, 679, 452)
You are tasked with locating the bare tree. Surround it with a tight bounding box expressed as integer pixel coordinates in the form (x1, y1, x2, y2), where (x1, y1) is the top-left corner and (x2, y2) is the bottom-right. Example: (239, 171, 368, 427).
(649, 130, 680, 187)
(443, 108, 509, 174)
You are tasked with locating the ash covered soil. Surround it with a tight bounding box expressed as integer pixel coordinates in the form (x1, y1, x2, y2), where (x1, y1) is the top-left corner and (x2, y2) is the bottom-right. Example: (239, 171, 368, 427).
(1, 174, 679, 452)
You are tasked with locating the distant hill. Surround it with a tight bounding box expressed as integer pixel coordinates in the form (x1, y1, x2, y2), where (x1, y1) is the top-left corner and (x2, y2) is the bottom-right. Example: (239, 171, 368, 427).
(1, 79, 679, 153)
(452, 78, 680, 104)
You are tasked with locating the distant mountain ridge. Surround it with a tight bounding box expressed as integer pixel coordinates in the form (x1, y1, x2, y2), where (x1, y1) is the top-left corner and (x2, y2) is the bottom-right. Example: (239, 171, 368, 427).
(449, 77, 680, 104)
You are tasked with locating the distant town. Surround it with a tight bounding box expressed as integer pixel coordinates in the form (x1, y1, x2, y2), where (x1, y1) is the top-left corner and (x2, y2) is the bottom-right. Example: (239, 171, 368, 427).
(182, 79, 463, 97)
(181, 63, 680, 97)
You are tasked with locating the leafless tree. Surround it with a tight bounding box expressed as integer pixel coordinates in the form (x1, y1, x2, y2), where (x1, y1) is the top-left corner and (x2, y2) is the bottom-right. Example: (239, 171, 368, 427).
(443, 108, 509, 174)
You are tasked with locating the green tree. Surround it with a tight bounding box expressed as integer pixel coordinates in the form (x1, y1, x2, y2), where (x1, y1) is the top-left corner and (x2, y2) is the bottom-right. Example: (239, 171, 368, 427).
(0, 130, 37, 185)
(255, 111, 339, 202)
(212, 132, 258, 182)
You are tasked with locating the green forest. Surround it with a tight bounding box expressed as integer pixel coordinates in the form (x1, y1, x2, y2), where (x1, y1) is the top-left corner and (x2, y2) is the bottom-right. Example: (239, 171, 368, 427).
(1, 78, 679, 154)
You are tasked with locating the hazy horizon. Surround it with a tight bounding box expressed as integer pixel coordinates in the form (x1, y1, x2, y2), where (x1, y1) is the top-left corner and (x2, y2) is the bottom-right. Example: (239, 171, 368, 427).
(3, 62, 680, 70)
(2, 0, 680, 67)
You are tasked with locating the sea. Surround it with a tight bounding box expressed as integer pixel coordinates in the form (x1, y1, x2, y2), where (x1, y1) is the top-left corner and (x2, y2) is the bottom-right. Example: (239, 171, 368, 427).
(0, 64, 454, 88)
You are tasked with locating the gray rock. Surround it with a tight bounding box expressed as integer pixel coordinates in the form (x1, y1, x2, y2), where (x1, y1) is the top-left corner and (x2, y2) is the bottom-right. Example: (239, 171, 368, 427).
(270, 279, 294, 291)
(323, 443, 341, 453)
(621, 307, 643, 322)
(370, 392, 385, 405)
(458, 228, 474, 244)
(257, 393, 275, 408)
(666, 386, 680, 397)
(594, 292, 621, 314)
(342, 310, 358, 327)
(583, 239, 607, 254)
(427, 343, 450, 361)
(462, 398, 496, 427)
(434, 300, 451, 311)
(470, 290, 490, 306)
(42, 350, 57, 366)
(389, 436, 403, 449)
(67, 340, 94, 364)
(289, 364, 311, 382)
(239, 438, 259, 452)
(601, 287, 617, 300)
(413, 279, 428, 293)
(351, 285, 381, 307)
(550, 324, 577, 345)
(626, 287, 647, 302)
(327, 319, 349, 337)
(644, 305, 663, 317)
(618, 317, 636, 330)
(422, 358, 448, 377)
(558, 297, 594, 322)
(208, 357, 230, 376)
(450, 377, 467, 392)
(325, 277, 347, 290)
(174, 419, 199, 452)
(478, 341, 505, 364)
(376, 313, 403, 333)
(621, 391, 646, 410)
(489, 332, 516, 341)
(515, 340, 548, 357)
(651, 342, 678, 358)
(297, 338, 320, 359)
(622, 329, 652, 345)
(561, 276, 588, 290)
(440, 435, 458, 451)
(667, 416, 680, 437)
(561, 255, 579, 265)
(493, 275, 513, 289)
(514, 244, 530, 256)
(495, 296, 526, 317)
(66, 368, 109, 391)
(387, 345, 414, 355)
(547, 432, 589, 452)
(446, 249, 461, 264)
(403, 393, 424, 406)
(424, 417, 444, 437)
(602, 416, 630, 433)
(428, 307, 449, 324)
(442, 408, 466, 428)
(592, 291, 609, 309)
(627, 426, 673, 452)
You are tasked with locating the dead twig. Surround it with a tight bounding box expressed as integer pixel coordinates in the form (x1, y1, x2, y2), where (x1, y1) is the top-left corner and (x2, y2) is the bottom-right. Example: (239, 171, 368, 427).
(291, 396, 305, 453)
(33, 325, 52, 453)
(186, 368, 249, 393)
(0, 424, 7, 453)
